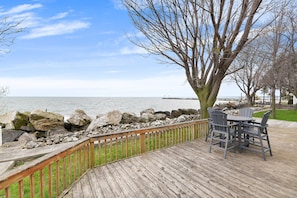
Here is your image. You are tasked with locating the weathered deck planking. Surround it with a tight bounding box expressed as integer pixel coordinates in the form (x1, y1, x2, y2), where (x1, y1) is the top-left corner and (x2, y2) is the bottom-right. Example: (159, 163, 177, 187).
(64, 126, 297, 198)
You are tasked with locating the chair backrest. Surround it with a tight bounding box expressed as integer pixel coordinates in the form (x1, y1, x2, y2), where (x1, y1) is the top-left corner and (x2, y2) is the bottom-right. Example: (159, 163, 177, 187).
(239, 107, 254, 118)
(207, 107, 214, 119)
(211, 110, 227, 132)
(260, 111, 271, 127)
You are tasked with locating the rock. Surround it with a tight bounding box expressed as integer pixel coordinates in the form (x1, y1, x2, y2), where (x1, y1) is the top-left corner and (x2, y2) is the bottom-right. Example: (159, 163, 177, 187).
(171, 110, 183, 118)
(24, 140, 39, 149)
(1, 129, 24, 143)
(177, 115, 187, 122)
(179, 108, 198, 115)
(29, 110, 64, 131)
(18, 132, 37, 143)
(140, 108, 155, 115)
(47, 126, 69, 137)
(120, 112, 139, 124)
(0, 111, 29, 130)
(154, 112, 168, 120)
(66, 109, 92, 131)
(139, 112, 155, 122)
(20, 125, 35, 132)
(86, 110, 122, 133)
(106, 110, 122, 125)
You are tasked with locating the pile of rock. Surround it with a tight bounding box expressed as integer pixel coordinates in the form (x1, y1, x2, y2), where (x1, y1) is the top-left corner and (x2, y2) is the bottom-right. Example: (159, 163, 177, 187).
(0, 108, 199, 149)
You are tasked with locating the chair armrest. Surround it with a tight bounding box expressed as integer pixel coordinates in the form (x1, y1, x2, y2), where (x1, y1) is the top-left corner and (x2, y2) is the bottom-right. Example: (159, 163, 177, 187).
(212, 123, 238, 128)
(250, 120, 261, 125)
(229, 123, 239, 127)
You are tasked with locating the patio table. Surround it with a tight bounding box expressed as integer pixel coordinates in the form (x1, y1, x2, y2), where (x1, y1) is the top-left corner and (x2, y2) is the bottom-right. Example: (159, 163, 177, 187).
(227, 115, 254, 152)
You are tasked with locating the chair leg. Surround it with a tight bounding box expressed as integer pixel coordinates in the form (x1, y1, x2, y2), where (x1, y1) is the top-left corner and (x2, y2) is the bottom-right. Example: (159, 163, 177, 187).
(208, 131, 214, 153)
(223, 136, 228, 159)
(259, 135, 266, 161)
(266, 134, 273, 156)
(205, 128, 210, 142)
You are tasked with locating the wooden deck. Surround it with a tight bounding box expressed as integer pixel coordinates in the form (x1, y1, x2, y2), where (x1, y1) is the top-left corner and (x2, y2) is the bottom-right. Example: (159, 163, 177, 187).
(62, 126, 297, 198)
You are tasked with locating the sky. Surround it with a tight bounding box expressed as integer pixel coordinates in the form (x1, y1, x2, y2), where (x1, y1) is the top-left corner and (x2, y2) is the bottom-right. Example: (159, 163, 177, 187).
(0, 0, 241, 98)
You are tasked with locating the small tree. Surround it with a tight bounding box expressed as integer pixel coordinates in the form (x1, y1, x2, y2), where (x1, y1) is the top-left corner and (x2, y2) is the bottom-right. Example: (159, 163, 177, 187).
(229, 38, 269, 106)
(123, 0, 277, 118)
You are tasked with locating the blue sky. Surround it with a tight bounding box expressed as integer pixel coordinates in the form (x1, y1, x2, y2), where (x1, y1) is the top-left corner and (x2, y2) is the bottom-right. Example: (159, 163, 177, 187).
(0, 0, 241, 97)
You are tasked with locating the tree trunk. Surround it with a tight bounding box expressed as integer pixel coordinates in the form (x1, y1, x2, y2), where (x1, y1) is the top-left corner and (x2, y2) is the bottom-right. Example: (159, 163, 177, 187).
(193, 82, 220, 119)
(246, 94, 253, 106)
(271, 86, 276, 119)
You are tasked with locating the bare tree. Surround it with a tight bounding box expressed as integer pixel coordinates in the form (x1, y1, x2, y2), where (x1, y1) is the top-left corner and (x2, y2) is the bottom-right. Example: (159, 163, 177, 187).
(0, 16, 23, 97)
(283, 4, 297, 98)
(229, 39, 269, 106)
(123, 0, 276, 118)
(0, 17, 23, 55)
(259, 0, 296, 117)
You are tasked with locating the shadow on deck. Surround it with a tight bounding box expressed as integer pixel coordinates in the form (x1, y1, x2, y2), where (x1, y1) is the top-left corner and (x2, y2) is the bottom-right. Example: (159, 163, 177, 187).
(62, 126, 297, 198)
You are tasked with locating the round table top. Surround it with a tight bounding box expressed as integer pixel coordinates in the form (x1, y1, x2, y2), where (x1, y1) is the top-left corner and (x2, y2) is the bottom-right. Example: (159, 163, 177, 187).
(227, 115, 253, 122)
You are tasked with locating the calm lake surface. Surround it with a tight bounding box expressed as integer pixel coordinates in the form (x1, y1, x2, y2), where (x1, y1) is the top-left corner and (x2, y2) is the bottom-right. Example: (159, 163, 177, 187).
(0, 97, 202, 118)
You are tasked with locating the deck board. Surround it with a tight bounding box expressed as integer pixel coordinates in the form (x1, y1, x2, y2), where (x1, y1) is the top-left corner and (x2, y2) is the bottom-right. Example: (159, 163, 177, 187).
(63, 126, 297, 198)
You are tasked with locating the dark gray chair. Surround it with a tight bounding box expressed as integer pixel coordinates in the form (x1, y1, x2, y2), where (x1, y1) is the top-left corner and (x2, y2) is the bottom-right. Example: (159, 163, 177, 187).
(208, 110, 238, 159)
(239, 107, 254, 118)
(205, 107, 214, 142)
(241, 111, 272, 160)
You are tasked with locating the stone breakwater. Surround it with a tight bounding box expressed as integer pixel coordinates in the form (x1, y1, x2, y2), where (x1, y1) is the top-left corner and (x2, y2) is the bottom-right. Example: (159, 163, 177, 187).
(0, 108, 201, 149)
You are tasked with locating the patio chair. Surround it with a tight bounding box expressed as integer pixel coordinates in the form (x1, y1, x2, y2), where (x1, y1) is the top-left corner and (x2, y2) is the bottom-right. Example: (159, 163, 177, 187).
(208, 110, 238, 159)
(239, 107, 254, 118)
(205, 107, 214, 142)
(238, 107, 254, 139)
(241, 111, 272, 160)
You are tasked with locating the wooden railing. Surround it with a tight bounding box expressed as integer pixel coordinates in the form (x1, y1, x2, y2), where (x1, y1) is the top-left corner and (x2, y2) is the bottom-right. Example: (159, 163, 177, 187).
(0, 119, 208, 198)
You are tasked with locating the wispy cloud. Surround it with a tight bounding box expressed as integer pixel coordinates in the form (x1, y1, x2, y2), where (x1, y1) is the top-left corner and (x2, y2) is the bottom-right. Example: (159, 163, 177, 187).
(119, 46, 147, 55)
(21, 21, 90, 39)
(1, 3, 90, 39)
(0, 3, 42, 15)
(49, 12, 69, 20)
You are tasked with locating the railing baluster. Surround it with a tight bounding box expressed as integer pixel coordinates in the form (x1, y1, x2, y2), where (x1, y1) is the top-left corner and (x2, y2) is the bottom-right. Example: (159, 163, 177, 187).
(48, 164, 52, 198)
(40, 169, 44, 198)
(63, 157, 66, 190)
(30, 174, 34, 198)
(56, 160, 60, 196)
(5, 187, 9, 198)
(18, 180, 24, 198)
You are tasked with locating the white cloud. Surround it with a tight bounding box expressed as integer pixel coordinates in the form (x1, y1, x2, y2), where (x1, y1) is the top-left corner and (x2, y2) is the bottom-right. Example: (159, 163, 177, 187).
(20, 21, 90, 39)
(1, 3, 90, 39)
(119, 46, 147, 55)
(49, 12, 69, 20)
(0, 3, 42, 15)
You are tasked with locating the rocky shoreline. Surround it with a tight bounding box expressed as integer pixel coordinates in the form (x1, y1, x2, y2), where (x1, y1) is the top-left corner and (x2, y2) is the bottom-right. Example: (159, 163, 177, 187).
(1, 108, 202, 149)
(0, 102, 252, 149)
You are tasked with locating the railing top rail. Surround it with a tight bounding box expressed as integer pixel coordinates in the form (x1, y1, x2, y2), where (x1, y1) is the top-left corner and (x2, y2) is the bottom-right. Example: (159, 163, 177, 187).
(90, 119, 208, 140)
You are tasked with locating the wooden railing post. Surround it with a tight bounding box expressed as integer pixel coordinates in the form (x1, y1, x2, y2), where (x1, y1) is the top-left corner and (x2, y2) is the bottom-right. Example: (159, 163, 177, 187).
(140, 133, 146, 153)
(90, 139, 95, 168)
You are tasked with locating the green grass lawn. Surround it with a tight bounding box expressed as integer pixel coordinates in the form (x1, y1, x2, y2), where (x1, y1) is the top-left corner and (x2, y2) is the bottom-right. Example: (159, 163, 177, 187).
(253, 109, 297, 122)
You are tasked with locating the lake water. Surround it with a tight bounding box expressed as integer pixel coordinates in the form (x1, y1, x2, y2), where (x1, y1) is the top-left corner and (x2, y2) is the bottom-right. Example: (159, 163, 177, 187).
(0, 97, 202, 118)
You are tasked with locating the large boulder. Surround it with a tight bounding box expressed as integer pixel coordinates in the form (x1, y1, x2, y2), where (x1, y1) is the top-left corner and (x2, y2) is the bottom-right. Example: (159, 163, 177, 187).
(29, 110, 64, 132)
(120, 112, 139, 124)
(86, 110, 122, 133)
(0, 111, 29, 130)
(106, 110, 122, 125)
(1, 129, 24, 143)
(66, 109, 92, 131)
